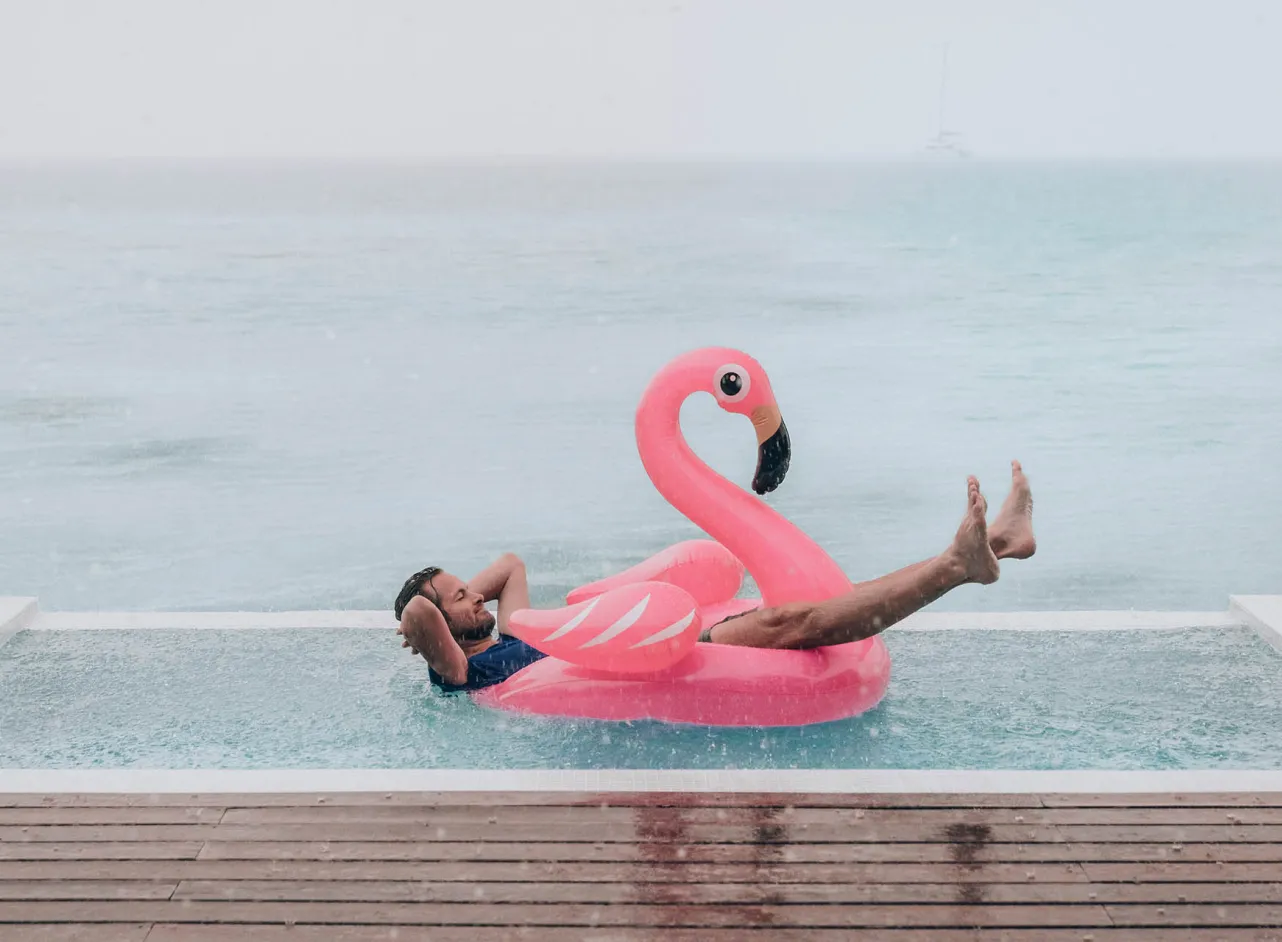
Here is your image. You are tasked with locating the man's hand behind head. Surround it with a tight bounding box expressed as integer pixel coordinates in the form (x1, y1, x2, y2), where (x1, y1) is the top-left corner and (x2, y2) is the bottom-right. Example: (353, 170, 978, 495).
(397, 595, 446, 656)
(397, 595, 470, 685)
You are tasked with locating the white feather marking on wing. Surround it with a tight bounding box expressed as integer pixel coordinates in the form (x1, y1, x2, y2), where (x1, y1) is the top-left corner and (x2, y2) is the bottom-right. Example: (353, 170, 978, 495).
(579, 594, 651, 648)
(543, 596, 601, 642)
(630, 609, 697, 648)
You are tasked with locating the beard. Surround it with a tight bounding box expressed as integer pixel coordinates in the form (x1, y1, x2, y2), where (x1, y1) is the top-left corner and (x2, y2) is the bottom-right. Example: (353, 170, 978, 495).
(451, 608, 497, 643)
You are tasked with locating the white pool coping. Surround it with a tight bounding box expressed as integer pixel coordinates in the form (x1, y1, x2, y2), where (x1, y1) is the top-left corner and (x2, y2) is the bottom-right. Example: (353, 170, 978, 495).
(2, 768, 1281, 794)
(1, 599, 1255, 633)
(0, 597, 38, 649)
(1231, 595, 1282, 652)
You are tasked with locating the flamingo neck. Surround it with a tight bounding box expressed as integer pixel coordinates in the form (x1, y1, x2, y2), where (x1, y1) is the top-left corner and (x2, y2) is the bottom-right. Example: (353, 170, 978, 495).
(634, 363, 851, 608)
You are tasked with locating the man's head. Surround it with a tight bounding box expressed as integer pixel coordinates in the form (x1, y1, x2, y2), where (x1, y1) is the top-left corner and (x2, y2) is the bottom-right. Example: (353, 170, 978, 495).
(394, 566, 496, 643)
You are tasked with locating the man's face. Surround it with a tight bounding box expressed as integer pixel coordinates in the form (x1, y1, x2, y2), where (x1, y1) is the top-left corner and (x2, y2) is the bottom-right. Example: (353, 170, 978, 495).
(424, 570, 496, 642)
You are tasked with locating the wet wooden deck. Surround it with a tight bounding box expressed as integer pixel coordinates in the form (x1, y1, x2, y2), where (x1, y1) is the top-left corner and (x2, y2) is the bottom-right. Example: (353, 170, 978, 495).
(3, 791, 1282, 940)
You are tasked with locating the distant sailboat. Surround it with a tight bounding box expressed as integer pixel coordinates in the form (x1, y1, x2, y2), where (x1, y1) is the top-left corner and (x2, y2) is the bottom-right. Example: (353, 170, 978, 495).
(925, 44, 971, 158)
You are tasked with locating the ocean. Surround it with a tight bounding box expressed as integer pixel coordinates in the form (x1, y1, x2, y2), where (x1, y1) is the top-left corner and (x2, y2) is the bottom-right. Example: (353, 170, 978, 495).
(1, 161, 1280, 614)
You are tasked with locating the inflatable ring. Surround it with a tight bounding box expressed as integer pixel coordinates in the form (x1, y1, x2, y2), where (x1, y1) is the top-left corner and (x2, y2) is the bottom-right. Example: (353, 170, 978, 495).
(473, 347, 891, 727)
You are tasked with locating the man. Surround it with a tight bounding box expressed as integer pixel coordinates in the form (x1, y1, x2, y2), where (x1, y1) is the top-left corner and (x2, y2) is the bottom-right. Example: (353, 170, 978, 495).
(397, 461, 1036, 692)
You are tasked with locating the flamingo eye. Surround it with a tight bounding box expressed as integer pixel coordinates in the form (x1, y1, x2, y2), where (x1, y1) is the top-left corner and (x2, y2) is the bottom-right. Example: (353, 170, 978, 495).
(714, 364, 751, 403)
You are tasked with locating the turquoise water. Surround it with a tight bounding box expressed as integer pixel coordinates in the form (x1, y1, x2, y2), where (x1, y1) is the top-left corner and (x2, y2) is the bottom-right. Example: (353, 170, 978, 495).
(2, 162, 1281, 616)
(2, 627, 1280, 769)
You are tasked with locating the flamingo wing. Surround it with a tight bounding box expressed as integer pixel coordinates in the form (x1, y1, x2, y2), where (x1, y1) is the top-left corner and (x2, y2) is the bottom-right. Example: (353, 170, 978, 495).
(566, 539, 744, 608)
(507, 581, 702, 674)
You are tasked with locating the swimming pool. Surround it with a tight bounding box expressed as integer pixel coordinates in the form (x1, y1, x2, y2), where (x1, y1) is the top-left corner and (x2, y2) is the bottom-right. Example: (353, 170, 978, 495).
(4, 600, 1281, 772)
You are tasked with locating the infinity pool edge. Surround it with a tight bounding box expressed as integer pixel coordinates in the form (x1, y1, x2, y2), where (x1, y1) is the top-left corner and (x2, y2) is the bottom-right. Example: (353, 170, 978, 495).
(2, 768, 1281, 794)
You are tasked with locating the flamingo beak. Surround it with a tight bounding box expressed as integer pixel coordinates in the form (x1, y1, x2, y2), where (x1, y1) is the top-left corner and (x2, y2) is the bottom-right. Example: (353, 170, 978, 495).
(750, 404, 790, 495)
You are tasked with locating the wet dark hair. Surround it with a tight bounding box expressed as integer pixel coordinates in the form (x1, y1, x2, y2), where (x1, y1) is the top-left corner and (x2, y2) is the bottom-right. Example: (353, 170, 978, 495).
(394, 566, 442, 621)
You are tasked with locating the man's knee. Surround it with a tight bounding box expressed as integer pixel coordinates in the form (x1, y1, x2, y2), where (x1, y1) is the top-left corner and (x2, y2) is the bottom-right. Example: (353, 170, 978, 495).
(791, 603, 866, 649)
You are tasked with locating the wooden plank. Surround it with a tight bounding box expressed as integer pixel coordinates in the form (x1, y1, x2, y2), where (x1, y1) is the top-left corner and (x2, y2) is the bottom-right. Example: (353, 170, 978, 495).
(0, 900, 1116, 927)
(194, 840, 1282, 863)
(6, 811, 1281, 838)
(139, 928, 1282, 942)
(189, 839, 949, 863)
(1108, 904, 1282, 927)
(2, 799, 1271, 830)
(0, 843, 202, 862)
(137, 927, 1282, 942)
(168, 879, 1106, 904)
(0, 808, 224, 826)
(1042, 794, 1282, 808)
(1062, 844, 1282, 863)
(1024, 808, 1282, 826)
(0, 822, 1061, 843)
(3, 804, 1277, 827)
(1087, 885, 1282, 904)
(0, 792, 1048, 809)
(159, 880, 1282, 906)
(1061, 825, 1282, 843)
(216, 806, 1037, 825)
(0, 927, 151, 942)
(214, 805, 1282, 826)
(1, 792, 1265, 815)
(1083, 862, 1282, 882)
(0, 882, 175, 901)
(0, 859, 1090, 883)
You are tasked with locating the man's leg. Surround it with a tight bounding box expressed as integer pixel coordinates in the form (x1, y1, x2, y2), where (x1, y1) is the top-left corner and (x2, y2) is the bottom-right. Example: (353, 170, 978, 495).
(708, 476, 1002, 650)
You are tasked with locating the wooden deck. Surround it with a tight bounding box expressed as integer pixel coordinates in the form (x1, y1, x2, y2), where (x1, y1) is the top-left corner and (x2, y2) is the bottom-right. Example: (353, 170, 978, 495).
(3, 791, 1282, 940)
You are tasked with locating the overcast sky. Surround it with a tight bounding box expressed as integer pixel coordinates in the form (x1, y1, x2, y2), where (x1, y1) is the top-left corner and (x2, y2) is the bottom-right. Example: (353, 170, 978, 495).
(2, 0, 1279, 159)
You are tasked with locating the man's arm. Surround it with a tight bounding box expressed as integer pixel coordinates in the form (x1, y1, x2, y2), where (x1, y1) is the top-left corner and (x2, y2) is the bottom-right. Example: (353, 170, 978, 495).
(467, 552, 530, 633)
(399, 596, 469, 686)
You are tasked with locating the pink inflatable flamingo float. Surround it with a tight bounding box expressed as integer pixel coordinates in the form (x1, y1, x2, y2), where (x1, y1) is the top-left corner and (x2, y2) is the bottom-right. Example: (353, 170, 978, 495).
(471, 347, 891, 726)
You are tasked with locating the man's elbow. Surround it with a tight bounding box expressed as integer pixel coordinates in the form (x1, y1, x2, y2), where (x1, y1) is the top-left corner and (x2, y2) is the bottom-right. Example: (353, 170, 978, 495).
(443, 662, 469, 686)
(435, 646, 470, 687)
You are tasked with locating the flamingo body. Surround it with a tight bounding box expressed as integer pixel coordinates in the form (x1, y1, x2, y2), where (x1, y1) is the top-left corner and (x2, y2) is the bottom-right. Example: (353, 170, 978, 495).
(481, 346, 892, 726)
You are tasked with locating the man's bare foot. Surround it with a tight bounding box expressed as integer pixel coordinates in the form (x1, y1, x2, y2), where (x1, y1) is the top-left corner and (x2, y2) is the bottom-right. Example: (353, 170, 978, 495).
(989, 460, 1037, 560)
(949, 476, 1001, 585)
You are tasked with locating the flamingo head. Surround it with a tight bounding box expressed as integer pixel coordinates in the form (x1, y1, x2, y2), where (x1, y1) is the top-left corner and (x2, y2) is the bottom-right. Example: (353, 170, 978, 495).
(697, 347, 791, 495)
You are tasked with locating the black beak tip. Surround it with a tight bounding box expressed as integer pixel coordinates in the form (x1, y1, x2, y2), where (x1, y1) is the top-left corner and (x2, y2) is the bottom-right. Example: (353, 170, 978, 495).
(750, 419, 791, 496)
(751, 477, 778, 496)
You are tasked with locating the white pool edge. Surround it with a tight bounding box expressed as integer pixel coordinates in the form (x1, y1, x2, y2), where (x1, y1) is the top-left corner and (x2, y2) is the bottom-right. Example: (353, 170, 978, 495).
(1230, 595, 1282, 653)
(1, 768, 1281, 794)
(0, 597, 38, 649)
(2, 599, 1258, 633)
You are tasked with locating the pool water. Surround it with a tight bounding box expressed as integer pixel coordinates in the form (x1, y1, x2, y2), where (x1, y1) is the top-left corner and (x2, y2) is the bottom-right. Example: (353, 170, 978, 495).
(2, 627, 1280, 770)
